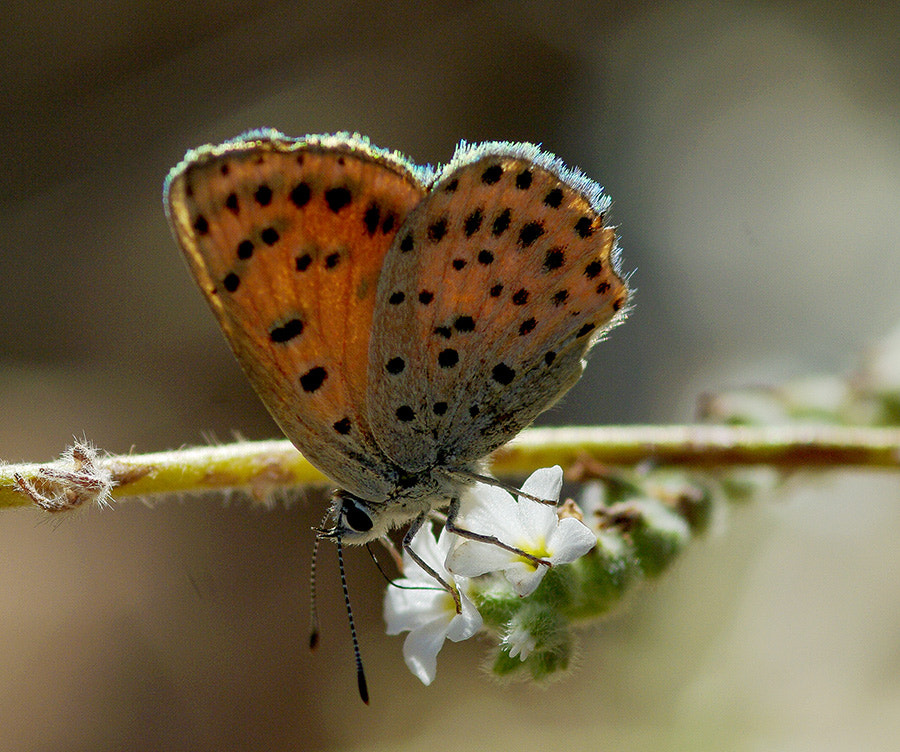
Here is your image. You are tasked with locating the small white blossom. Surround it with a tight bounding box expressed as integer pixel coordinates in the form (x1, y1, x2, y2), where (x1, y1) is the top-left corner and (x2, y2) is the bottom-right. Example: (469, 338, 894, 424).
(580, 479, 691, 546)
(445, 466, 597, 596)
(503, 620, 537, 660)
(578, 481, 630, 556)
(637, 497, 691, 542)
(578, 481, 607, 531)
(384, 524, 482, 686)
(862, 319, 900, 393)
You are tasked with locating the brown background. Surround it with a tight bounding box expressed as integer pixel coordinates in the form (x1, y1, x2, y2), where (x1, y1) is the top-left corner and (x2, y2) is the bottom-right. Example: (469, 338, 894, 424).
(2, 1, 900, 749)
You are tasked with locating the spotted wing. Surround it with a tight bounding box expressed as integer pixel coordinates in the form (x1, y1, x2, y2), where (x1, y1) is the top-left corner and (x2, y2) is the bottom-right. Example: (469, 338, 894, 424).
(165, 131, 427, 499)
(368, 142, 629, 473)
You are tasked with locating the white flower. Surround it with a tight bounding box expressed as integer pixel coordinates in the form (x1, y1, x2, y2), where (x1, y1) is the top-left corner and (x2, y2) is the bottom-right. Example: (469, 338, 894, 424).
(445, 466, 597, 597)
(503, 620, 537, 660)
(636, 497, 691, 542)
(579, 480, 629, 555)
(383, 524, 483, 685)
(579, 478, 692, 550)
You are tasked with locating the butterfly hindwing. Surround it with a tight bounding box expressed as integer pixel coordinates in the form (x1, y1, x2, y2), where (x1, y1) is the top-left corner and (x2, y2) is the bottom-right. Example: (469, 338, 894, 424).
(368, 142, 629, 473)
(166, 132, 427, 499)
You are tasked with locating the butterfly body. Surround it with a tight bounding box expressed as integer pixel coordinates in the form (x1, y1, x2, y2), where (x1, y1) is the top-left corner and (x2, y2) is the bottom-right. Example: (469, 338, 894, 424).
(165, 130, 629, 543)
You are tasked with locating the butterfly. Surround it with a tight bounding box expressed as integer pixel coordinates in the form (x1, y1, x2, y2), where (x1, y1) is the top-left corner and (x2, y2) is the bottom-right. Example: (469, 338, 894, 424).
(164, 129, 629, 591)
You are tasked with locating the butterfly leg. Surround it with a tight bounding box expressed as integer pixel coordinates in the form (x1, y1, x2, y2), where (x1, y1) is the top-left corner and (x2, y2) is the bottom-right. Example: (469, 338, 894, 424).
(445, 497, 552, 571)
(403, 512, 463, 613)
(446, 468, 557, 506)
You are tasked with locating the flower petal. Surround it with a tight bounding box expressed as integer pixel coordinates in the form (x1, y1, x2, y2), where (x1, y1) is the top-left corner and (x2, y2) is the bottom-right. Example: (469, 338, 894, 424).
(384, 586, 453, 634)
(504, 623, 537, 660)
(503, 563, 548, 597)
(384, 522, 484, 685)
(547, 518, 598, 563)
(457, 483, 522, 541)
(446, 588, 483, 641)
(520, 465, 563, 502)
(447, 538, 519, 577)
(402, 617, 451, 685)
(513, 491, 559, 543)
(445, 467, 578, 594)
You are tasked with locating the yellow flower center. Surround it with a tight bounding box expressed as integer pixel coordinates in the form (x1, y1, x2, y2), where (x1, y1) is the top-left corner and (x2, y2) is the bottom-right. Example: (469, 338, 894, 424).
(515, 538, 550, 570)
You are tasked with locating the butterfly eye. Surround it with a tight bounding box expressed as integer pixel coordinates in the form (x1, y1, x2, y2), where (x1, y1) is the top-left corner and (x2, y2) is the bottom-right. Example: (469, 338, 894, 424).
(341, 496, 375, 534)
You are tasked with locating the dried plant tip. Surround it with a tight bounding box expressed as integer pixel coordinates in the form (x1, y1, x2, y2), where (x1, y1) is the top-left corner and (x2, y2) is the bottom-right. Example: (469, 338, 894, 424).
(557, 498, 584, 521)
(13, 440, 114, 512)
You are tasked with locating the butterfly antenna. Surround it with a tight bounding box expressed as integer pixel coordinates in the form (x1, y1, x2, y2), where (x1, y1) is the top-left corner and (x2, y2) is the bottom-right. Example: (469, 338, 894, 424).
(337, 534, 369, 704)
(308, 510, 331, 650)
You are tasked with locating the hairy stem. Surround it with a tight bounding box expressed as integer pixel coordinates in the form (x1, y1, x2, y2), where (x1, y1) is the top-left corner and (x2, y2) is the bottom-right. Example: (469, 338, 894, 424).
(2, 425, 900, 510)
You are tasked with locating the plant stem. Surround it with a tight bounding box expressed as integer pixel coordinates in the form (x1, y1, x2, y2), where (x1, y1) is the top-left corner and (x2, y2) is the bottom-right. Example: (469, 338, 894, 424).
(2, 425, 900, 510)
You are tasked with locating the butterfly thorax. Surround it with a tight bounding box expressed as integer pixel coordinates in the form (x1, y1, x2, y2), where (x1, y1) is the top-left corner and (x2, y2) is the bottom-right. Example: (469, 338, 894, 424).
(327, 460, 479, 544)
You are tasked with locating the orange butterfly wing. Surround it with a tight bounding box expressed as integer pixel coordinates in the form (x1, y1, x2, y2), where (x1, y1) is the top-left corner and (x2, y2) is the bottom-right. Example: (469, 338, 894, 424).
(368, 143, 629, 473)
(165, 132, 427, 499)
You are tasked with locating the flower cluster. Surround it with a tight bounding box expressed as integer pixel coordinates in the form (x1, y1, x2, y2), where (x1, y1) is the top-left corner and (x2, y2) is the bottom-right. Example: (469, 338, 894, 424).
(699, 318, 900, 429)
(383, 464, 712, 684)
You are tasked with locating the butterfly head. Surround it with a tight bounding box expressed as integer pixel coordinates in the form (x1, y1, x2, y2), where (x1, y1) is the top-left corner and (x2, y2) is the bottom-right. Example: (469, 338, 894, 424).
(318, 465, 471, 544)
(318, 487, 430, 544)
(319, 490, 379, 543)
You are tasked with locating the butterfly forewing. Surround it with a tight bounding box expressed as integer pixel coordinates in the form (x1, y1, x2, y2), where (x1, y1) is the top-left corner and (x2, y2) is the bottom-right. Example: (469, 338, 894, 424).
(166, 133, 427, 498)
(368, 142, 629, 472)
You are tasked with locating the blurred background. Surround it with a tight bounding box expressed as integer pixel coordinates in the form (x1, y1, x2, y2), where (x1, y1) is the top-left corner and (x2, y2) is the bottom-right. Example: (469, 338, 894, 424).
(2, 1, 900, 749)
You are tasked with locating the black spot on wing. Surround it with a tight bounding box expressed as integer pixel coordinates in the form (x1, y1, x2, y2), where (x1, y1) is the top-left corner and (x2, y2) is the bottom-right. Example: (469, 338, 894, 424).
(386, 357, 405, 374)
(363, 203, 381, 235)
(269, 318, 304, 343)
(481, 164, 503, 184)
(223, 272, 239, 292)
(575, 216, 593, 238)
(543, 248, 564, 271)
(518, 221, 544, 248)
(454, 316, 475, 332)
(325, 187, 351, 212)
(237, 240, 254, 260)
(492, 363, 515, 385)
(300, 367, 327, 392)
(492, 209, 511, 236)
(438, 349, 459, 368)
(254, 184, 273, 206)
(543, 188, 563, 208)
(291, 183, 311, 208)
(464, 210, 483, 237)
(428, 218, 448, 242)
